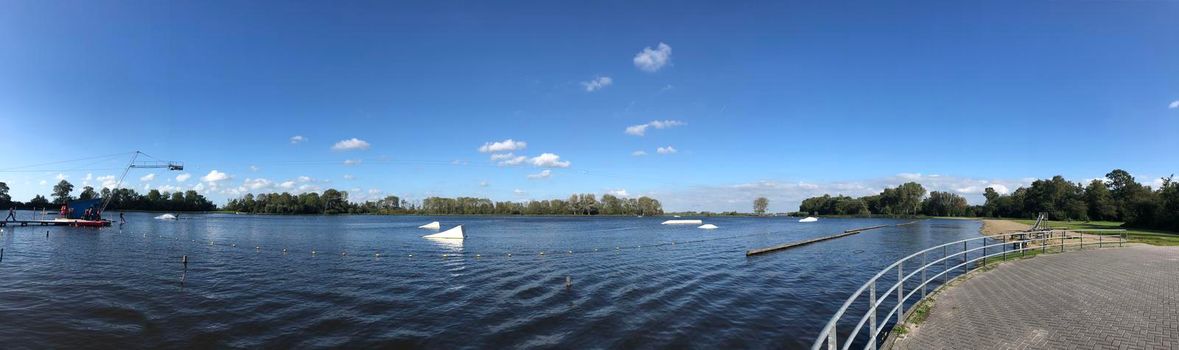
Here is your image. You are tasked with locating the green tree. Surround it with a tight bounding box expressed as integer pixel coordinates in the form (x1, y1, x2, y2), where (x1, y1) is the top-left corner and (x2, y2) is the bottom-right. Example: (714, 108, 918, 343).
(29, 194, 51, 208)
(1084, 180, 1117, 221)
(79, 186, 97, 200)
(52, 180, 74, 204)
(0, 182, 10, 208)
(753, 197, 769, 215)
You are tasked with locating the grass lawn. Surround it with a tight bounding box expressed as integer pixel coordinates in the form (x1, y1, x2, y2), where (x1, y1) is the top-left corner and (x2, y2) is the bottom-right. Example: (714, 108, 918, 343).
(1012, 219, 1179, 246)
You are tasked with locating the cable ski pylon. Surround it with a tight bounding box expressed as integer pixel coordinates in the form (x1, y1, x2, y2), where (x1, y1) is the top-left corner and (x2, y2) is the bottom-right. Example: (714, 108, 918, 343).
(99, 151, 185, 215)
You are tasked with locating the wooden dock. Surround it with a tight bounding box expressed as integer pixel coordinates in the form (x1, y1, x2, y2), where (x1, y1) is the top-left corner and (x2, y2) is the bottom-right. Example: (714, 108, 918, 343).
(0, 219, 111, 227)
(746, 223, 908, 256)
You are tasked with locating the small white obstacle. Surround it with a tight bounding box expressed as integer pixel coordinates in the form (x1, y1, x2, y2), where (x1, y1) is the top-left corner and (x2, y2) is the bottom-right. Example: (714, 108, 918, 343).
(423, 225, 464, 239)
(661, 219, 703, 225)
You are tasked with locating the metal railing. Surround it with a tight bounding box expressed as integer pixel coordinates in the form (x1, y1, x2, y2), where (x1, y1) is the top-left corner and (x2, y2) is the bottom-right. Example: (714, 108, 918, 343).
(812, 230, 1126, 350)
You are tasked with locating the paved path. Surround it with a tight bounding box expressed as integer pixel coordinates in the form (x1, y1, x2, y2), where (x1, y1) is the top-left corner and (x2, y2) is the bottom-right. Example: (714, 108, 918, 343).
(893, 245, 1179, 350)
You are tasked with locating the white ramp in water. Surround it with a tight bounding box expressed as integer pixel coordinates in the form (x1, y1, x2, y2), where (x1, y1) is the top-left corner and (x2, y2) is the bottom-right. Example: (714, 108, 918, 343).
(155, 214, 177, 220)
(418, 221, 441, 229)
(799, 216, 818, 223)
(662, 219, 703, 225)
(423, 225, 464, 239)
(698, 224, 718, 229)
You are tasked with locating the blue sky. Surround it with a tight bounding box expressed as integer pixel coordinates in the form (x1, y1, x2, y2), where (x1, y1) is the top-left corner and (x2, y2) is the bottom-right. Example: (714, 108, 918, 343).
(1, 0, 1177, 212)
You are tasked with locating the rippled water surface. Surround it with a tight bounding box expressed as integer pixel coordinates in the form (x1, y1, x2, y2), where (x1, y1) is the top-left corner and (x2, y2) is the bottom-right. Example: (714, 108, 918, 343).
(0, 213, 982, 348)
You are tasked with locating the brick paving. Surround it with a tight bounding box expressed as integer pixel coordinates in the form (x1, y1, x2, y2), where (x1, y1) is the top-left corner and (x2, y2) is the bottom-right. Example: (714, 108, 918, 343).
(892, 245, 1179, 350)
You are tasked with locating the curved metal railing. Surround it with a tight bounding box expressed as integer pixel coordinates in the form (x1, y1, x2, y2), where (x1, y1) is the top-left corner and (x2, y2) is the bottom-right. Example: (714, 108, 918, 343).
(812, 230, 1125, 350)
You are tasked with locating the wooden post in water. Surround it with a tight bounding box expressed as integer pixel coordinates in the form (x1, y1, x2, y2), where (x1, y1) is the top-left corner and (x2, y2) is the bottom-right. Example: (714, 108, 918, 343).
(1, 248, 4, 262)
(182, 255, 188, 268)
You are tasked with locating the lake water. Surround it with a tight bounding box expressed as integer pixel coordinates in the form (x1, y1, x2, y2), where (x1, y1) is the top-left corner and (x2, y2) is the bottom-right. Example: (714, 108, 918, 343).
(0, 213, 982, 348)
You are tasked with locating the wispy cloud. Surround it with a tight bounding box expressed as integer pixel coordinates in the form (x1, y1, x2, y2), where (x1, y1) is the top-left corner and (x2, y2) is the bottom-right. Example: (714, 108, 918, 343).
(479, 139, 527, 153)
(1170, 100, 1179, 109)
(497, 155, 527, 166)
(625, 120, 684, 136)
(608, 189, 629, 197)
(530, 153, 570, 168)
(290, 135, 306, 144)
(656, 146, 677, 154)
(343, 159, 362, 166)
(632, 150, 648, 156)
(139, 173, 156, 182)
(331, 138, 370, 151)
(527, 169, 552, 179)
(633, 42, 672, 72)
(581, 76, 613, 92)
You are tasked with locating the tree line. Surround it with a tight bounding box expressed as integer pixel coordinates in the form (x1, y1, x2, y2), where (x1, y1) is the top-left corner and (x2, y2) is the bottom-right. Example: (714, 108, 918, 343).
(224, 191, 665, 216)
(795, 169, 1179, 232)
(418, 194, 663, 215)
(0, 180, 216, 212)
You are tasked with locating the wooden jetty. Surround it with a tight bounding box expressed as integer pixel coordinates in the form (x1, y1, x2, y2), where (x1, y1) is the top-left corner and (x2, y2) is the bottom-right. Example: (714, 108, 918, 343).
(746, 222, 914, 256)
(0, 219, 111, 227)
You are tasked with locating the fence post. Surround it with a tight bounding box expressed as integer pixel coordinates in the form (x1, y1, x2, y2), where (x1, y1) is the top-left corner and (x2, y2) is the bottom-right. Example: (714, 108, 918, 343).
(921, 253, 927, 299)
(897, 261, 904, 325)
(942, 245, 949, 285)
(869, 281, 877, 349)
(1099, 234, 1102, 249)
(1060, 232, 1065, 252)
(828, 325, 837, 350)
(982, 241, 987, 267)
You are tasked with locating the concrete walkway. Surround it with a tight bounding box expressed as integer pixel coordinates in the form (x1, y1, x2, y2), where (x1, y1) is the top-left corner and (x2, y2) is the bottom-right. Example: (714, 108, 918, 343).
(892, 245, 1179, 349)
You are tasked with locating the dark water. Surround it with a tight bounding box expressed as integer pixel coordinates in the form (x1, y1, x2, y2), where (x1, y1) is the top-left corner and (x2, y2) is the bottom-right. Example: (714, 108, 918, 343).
(0, 213, 981, 348)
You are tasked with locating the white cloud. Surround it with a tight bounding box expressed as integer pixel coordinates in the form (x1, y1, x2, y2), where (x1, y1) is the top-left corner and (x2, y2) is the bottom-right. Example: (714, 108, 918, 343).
(656, 146, 677, 154)
(39, 180, 47, 186)
(279, 181, 296, 189)
(249, 165, 259, 172)
(343, 159, 362, 166)
(331, 138, 371, 151)
(625, 120, 684, 136)
(633, 42, 672, 72)
(193, 182, 205, 191)
(581, 76, 613, 92)
(201, 170, 231, 183)
(343, 174, 355, 180)
(478, 139, 527, 153)
(513, 189, 526, 195)
(1170, 100, 1179, 109)
(490, 153, 516, 161)
(497, 155, 527, 166)
(175, 173, 192, 182)
(632, 150, 648, 156)
(297, 176, 312, 182)
(608, 189, 629, 197)
(139, 173, 156, 182)
(530, 153, 571, 168)
(479, 180, 490, 187)
(83, 173, 93, 181)
(55, 173, 68, 181)
(290, 135, 306, 144)
(527, 169, 552, 180)
(243, 178, 272, 190)
(97, 175, 118, 189)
